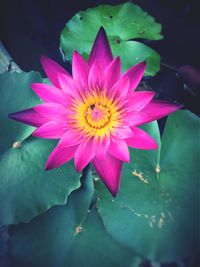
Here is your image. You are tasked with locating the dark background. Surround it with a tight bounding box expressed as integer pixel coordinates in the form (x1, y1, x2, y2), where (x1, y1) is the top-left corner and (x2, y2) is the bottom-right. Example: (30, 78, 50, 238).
(0, 0, 200, 115)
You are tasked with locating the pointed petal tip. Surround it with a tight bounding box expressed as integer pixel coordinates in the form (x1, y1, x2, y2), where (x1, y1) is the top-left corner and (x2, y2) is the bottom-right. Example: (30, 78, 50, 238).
(167, 103, 183, 115)
(151, 142, 159, 150)
(39, 55, 70, 88)
(31, 82, 44, 89)
(39, 55, 59, 71)
(124, 61, 147, 92)
(138, 61, 147, 71)
(126, 127, 159, 150)
(8, 112, 21, 123)
(110, 188, 119, 198)
(39, 54, 48, 64)
(74, 162, 82, 173)
(8, 112, 14, 119)
(30, 83, 40, 94)
(45, 145, 77, 172)
(45, 162, 53, 171)
(176, 103, 183, 109)
(72, 50, 85, 60)
(73, 50, 78, 57)
(98, 26, 106, 34)
(9, 108, 47, 127)
(141, 61, 147, 66)
(89, 26, 113, 68)
(31, 82, 37, 89)
(92, 154, 122, 198)
(45, 157, 56, 171)
(45, 155, 58, 171)
(8, 111, 23, 120)
(96, 26, 108, 41)
(74, 160, 88, 173)
(45, 161, 50, 171)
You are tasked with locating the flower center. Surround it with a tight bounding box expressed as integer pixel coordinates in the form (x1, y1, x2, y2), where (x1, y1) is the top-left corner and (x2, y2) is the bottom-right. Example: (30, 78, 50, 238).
(85, 104, 111, 129)
(69, 90, 122, 138)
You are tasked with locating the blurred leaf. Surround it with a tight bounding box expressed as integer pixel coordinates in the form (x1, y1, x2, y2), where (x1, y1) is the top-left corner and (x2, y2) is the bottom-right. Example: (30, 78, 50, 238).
(96, 110, 199, 263)
(0, 72, 80, 225)
(60, 2, 162, 76)
(8, 169, 141, 267)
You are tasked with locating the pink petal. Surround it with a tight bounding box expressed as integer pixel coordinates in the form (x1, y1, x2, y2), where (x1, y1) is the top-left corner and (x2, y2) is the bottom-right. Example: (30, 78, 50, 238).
(123, 61, 146, 92)
(58, 130, 83, 147)
(34, 103, 68, 121)
(9, 108, 48, 127)
(57, 73, 80, 99)
(92, 153, 122, 197)
(108, 138, 130, 162)
(88, 27, 113, 69)
(94, 137, 110, 156)
(104, 57, 121, 90)
(111, 76, 130, 99)
(72, 51, 89, 87)
(125, 91, 155, 111)
(40, 56, 70, 88)
(45, 145, 77, 170)
(31, 83, 65, 104)
(112, 125, 133, 139)
(32, 121, 67, 139)
(88, 60, 104, 89)
(125, 100, 182, 126)
(126, 127, 158, 150)
(74, 140, 95, 172)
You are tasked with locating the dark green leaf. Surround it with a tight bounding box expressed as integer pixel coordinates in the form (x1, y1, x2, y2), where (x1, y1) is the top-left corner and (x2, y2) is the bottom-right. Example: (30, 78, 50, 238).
(8, 170, 141, 267)
(96, 111, 199, 263)
(0, 72, 80, 225)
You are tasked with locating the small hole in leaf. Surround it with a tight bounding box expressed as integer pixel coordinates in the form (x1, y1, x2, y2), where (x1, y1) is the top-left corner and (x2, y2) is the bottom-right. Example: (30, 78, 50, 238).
(80, 16, 83, 20)
(109, 15, 113, 19)
(113, 36, 121, 44)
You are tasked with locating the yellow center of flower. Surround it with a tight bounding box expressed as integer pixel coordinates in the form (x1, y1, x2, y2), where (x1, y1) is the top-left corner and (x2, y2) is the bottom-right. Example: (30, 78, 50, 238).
(69, 90, 121, 139)
(85, 104, 110, 129)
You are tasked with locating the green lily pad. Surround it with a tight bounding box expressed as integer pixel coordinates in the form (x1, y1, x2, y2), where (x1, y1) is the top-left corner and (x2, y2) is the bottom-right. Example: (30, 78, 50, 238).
(60, 2, 162, 76)
(0, 71, 42, 154)
(96, 110, 199, 263)
(0, 72, 80, 225)
(8, 170, 141, 267)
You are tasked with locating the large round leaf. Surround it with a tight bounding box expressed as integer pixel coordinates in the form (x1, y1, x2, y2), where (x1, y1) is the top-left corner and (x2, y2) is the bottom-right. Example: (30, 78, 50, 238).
(96, 110, 199, 263)
(8, 170, 141, 267)
(0, 72, 80, 225)
(60, 2, 162, 76)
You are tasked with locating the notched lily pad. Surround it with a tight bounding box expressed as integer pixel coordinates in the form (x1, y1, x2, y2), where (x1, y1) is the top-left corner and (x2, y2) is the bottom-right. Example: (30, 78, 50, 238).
(60, 2, 163, 76)
(96, 111, 199, 263)
(8, 171, 141, 267)
(0, 72, 80, 225)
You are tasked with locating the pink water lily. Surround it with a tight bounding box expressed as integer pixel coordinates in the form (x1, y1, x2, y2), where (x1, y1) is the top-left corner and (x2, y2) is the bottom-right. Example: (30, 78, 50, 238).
(10, 27, 181, 196)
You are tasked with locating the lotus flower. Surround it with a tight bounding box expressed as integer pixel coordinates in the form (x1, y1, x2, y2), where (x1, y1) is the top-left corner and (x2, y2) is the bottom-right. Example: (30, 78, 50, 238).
(10, 27, 181, 196)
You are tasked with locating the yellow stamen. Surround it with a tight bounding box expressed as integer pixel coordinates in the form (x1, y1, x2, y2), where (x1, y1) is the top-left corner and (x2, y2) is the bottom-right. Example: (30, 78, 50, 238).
(68, 89, 121, 139)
